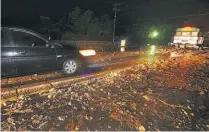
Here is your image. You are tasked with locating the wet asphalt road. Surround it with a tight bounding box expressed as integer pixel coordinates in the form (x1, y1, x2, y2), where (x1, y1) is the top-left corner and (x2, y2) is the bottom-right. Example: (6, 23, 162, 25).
(1, 52, 148, 88)
(1, 50, 209, 131)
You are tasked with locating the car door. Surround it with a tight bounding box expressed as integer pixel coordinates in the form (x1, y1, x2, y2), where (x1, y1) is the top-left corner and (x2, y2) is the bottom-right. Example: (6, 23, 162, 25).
(1, 28, 18, 76)
(9, 28, 57, 75)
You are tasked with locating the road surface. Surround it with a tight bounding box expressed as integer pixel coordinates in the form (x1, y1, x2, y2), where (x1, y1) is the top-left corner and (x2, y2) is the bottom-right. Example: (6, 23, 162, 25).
(1, 49, 209, 131)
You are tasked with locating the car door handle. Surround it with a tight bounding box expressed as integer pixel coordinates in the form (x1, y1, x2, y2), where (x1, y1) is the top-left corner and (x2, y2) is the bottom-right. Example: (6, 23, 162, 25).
(17, 50, 27, 55)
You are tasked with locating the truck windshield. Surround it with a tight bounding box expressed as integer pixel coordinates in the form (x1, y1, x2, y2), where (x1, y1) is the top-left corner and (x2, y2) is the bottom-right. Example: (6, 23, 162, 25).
(176, 32, 198, 37)
(182, 32, 191, 36)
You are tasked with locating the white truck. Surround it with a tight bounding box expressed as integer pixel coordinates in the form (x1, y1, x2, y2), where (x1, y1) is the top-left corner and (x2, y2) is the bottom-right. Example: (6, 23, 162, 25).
(169, 27, 205, 49)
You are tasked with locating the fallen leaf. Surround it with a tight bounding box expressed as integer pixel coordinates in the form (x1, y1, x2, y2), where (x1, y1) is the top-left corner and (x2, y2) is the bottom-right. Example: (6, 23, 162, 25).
(3, 109, 33, 115)
(35, 103, 41, 108)
(130, 103, 137, 110)
(156, 128, 161, 132)
(143, 95, 151, 101)
(8, 80, 13, 83)
(190, 113, 194, 116)
(147, 88, 152, 94)
(49, 88, 55, 92)
(3, 108, 11, 112)
(48, 94, 53, 99)
(187, 106, 192, 110)
(0, 97, 17, 105)
(16, 109, 33, 113)
(39, 93, 50, 97)
(65, 120, 75, 131)
(85, 115, 93, 121)
(18, 127, 26, 131)
(75, 126, 79, 131)
(39, 121, 48, 129)
(136, 125, 145, 131)
(117, 102, 126, 106)
(58, 116, 65, 121)
(182, 109, 189, 117)
(32, 119, 40, 124)
(7, 117, 14, 124)
(199, 90, 204, 95)
(68, 101, 72, 106)
(109, 113, 119, 120)
(48, 105, 55, 110)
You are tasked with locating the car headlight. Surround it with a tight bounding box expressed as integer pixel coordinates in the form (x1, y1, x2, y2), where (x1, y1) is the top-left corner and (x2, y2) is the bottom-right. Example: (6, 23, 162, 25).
(79, 49, 96, 56)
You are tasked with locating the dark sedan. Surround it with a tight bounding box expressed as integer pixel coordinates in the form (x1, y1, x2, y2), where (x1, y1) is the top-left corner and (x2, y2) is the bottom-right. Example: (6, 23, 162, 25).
(1, 27, 96, 77)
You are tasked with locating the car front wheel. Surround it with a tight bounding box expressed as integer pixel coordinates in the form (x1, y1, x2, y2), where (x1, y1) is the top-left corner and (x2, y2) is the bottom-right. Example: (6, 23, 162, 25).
(63, 59, 78, 75)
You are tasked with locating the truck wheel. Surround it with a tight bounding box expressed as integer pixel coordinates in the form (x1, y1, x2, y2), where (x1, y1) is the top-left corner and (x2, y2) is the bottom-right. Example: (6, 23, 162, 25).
(63, 59, 79, 75)
(178, 44, 181, 49)
(175, 44, 179, 49)
(198, 45, 203, 50)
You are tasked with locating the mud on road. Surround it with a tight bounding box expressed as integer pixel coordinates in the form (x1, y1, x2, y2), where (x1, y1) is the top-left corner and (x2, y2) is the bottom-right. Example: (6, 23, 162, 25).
(1, 50, 209, 131)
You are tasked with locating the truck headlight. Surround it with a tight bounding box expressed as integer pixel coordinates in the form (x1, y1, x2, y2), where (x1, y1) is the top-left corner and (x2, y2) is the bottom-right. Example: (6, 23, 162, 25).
(79, 49, 96, 56)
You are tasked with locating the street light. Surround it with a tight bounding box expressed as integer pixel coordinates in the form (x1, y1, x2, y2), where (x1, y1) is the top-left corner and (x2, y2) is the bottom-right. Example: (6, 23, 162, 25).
(152, 31, 158, 38)
(147, 30, 158, 55)
(148, 30, 159, 39)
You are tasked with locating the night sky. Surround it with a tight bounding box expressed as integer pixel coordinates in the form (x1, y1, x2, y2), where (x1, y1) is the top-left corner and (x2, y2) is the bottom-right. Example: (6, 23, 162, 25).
(2, 0, 209, 34)
(2, 0, 119, 27)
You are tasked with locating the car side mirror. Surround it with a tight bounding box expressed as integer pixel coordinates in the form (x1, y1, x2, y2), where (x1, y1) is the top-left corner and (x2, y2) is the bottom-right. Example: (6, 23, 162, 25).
(46, 42, 52, 48)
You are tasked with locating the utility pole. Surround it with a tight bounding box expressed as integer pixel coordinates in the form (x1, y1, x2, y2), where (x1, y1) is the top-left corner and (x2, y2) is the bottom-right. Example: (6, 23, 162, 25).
(112, 3, 121, 42)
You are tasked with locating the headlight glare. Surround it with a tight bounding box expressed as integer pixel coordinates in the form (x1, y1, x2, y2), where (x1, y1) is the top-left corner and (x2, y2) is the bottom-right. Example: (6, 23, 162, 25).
(79, 49, 96, 56)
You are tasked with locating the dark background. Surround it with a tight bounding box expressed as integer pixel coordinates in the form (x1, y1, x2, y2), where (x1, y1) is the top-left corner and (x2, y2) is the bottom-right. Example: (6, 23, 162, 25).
(2, 0, 209, 37)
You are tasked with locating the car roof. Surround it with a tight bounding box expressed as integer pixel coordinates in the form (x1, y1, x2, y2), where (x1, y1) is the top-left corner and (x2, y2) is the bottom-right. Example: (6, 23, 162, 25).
(2, 27, 48, 40)
(3, 27, 36, 33)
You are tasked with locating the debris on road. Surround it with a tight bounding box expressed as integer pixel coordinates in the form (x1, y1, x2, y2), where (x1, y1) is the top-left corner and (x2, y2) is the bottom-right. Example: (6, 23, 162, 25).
(1, 51, 209, 131)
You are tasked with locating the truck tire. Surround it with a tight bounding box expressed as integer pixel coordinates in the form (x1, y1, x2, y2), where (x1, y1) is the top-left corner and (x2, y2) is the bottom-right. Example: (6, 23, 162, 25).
(199, 46, 203, 50)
